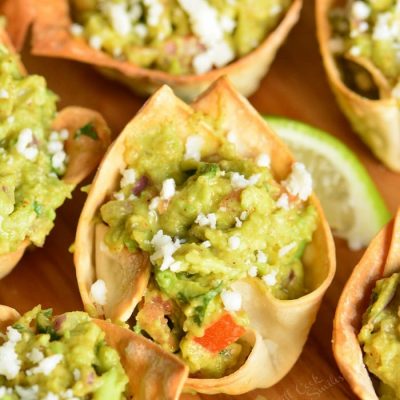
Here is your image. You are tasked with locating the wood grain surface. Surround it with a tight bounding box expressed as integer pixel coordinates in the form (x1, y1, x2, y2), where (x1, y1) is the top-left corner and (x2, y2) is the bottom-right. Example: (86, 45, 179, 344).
(1, 1, 399, 399)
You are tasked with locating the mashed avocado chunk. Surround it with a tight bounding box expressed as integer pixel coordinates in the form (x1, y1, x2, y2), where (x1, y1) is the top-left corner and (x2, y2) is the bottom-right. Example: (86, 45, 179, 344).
(0, 307, 128, 400)
(359, 273, 400, 399)
(69, 0, 291, 75)
(98, 120, 318, 378)
(0, 45, 73, 254)
(330, 0, 400, 99)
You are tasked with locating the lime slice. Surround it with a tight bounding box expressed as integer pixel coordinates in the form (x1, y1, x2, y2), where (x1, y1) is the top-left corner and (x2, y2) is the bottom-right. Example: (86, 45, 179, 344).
(264, 115, 391, 250)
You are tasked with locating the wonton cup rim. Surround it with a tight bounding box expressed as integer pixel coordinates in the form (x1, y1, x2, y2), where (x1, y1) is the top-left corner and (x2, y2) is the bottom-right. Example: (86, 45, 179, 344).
(0, 27, 111, 280)
(0, 306, 188, 400)
(74, 77, 335, 394)
(333, 208, 400, 400)
(316, 0, 400, 171)
(10, 0, 302, 100)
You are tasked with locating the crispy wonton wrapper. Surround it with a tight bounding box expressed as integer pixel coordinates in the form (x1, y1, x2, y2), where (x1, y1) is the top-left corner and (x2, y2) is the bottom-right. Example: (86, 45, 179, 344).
(0, 0, 302, 101)
(316, 0, 400, 171)
(0, 28, 111, 279)
(74, 77, 335, 394)
(0, 305, 188, 400)
(333, 208, 400, 399)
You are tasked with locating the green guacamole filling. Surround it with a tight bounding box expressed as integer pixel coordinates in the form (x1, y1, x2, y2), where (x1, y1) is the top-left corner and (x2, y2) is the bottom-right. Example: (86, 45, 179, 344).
(0, 45, 73, 255)
(0, 307, 128, 399)
(98, 118, 318, 378)
(330, 0, 400, 99)
(69, 0, 291, 75)
(359, 273, 400, 399)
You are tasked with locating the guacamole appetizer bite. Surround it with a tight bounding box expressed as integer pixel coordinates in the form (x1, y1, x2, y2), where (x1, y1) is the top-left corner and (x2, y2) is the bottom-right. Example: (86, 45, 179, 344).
(317, 0, 400, 171)
(0, 305, 188, 400)
(0, 0, 302, 100)
(334, 208, 400, 399)
(0, 28, 110, 279)
(75, 78, 335, 395)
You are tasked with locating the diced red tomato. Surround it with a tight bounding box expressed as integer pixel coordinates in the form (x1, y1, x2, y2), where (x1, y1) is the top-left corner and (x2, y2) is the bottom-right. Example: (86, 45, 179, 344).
(194, 313, 246, 353)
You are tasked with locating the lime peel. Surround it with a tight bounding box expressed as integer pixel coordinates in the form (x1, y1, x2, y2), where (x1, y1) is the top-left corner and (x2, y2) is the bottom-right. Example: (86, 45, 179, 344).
(264, 115, 391, 250)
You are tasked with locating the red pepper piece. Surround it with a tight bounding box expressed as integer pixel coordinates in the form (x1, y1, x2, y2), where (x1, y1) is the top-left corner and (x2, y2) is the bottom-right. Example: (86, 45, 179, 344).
(194, 313, 246, 353)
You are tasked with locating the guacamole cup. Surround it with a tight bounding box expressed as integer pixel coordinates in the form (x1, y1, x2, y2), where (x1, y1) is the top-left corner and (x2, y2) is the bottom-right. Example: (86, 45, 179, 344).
(0, 28, 111, 279)
(333, 208, 400, 399)
(0, 305, 188, 399)
(74, 77, 335, 395)
(1, 0, 302, 101)
(316, 0, 400, 171)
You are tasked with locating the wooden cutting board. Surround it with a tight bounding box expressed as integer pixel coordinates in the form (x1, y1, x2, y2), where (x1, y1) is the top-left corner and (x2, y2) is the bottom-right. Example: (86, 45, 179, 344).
(1, 1, 398, 399)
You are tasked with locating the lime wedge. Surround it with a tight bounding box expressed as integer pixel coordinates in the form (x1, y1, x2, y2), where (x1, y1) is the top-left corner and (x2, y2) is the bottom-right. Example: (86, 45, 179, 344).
(264, 115, 391, 250)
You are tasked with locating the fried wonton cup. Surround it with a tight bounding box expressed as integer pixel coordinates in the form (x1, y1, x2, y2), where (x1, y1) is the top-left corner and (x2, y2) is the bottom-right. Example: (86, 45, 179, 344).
(316, 0, 400, 171)
(0, 305, 188, 400)
(1, 0, 302, 101)
(333, 209, 400, 399)
(74, 77, 335, 394)
(0, 28, 111, 279)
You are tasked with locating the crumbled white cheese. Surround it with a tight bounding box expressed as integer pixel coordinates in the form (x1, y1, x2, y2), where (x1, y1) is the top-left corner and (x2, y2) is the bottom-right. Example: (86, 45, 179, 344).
(239, 211, 248, 221)
(351, 1, 371, 20)
(160, 178, 175, 200)
(120, 168, 137, 188)
(113, 192, 125, 201)
(90, 279, 107, 306)
(349, 45, 361, 56)
(27, 348, 44, 364)
(231, 172, 261, 189)
(178, 0, 234, 73)
(7, 327, 21, 343)
(220, 15, 236, 33)
(235, 217, 242, 227)
(201, 240, 211, 248)
(89, 35, 103, 50)
(106, 3, 131, 36)
(0, 327, 22, 380)
(229, 235, 241, 250)
(221, 290, 242, 312)
(47, 141, 63, 154)
(15, 385, 39, 400)
(43, 392, 59, 400)
(169, 261, 182, 272)
(0, 387, 12, 397)
(26, 354, 63, 376)
(248, 266, 258, 277)
(256, 153, 271, 168)
(73, 369, 81, 382)
(276, 193, 289, 210)
(149, 196, 160, 210)
(150, 230, 181, 271)
(143, 0, 164, 26)
(195, 213, 217, 229)
(256, 250, 268, 263)
(184, 135, 204, 161)
(0, 89, 9, 99)
(70, 23, 84, 36)
(192, 51, 214, 74)
(52, 151, 67, 171)
(134, 23, 148, 38)
(7, 115, 15, 124)
(372, 13, 393, 40)
(282, 162, 312, 201)
(16, 128, 38, 161)
(279, 242, 297, 257)
(262, 271, 278, 286)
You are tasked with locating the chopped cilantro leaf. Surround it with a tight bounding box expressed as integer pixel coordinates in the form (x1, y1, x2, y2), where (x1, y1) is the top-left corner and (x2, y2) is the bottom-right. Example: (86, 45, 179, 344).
(75, 122, 98, 140)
